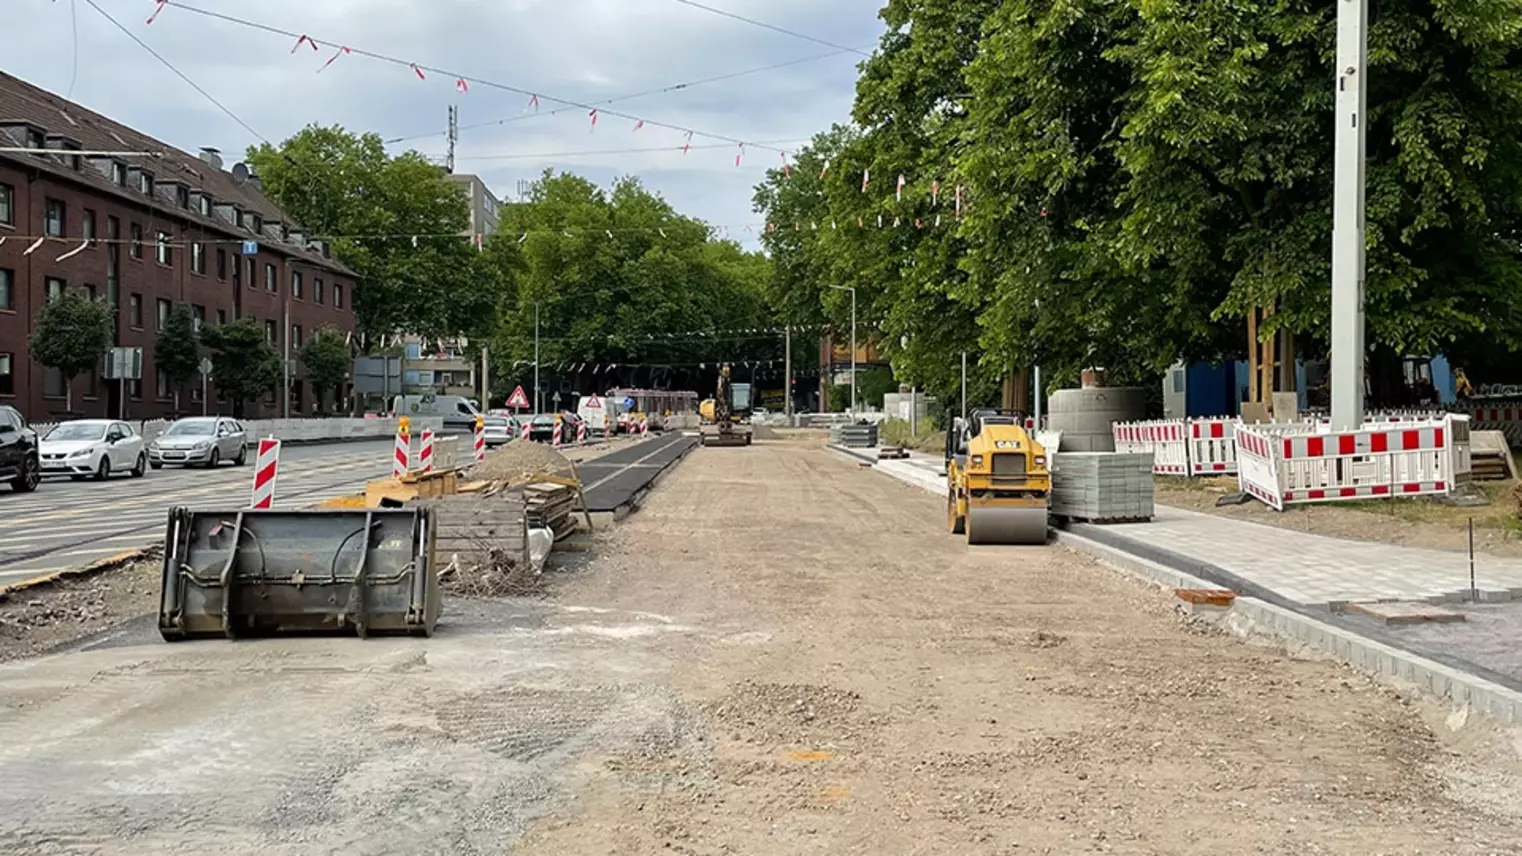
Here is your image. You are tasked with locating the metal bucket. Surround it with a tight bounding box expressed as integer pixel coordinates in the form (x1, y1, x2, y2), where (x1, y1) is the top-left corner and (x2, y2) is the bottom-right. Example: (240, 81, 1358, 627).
(158, 506, 441, 641)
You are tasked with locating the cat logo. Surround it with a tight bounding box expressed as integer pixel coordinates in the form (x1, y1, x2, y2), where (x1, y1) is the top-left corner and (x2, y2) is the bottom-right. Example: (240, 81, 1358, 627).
(994, 440, 1021, 449)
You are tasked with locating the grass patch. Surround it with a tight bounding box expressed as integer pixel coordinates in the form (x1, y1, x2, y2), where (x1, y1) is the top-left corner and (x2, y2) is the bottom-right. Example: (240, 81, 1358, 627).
(879, 418, 946, 455)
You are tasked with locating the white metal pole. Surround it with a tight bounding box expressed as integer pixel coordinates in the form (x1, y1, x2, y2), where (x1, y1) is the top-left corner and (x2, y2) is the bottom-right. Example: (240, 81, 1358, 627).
(960, 351, 967, 420)
(784, 324, 792, 418)
(1033, 365, 1042, 426)
(910, 386, 917, 436)
(1330, 0, 1368, 431)
(480, 345, 489, 409)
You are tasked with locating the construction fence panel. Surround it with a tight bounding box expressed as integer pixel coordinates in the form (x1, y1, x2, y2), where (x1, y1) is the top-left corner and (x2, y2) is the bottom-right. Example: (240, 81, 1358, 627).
(1187, 418, 1238, 476)
(1275, 417, 1453, 506)
(1112, 420, 1188, 475)
(1234, 427, 1285, 511)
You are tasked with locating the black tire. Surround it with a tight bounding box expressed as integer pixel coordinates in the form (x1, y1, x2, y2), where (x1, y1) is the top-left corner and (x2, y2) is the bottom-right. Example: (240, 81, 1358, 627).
(948, 490, 966, 535)
(149, 461, 164, 470)
(205, 448, 221, 469)
(95, 456, 110, 481)
(233, 445, 247, 466)
(11, 455, 40, 493)
(132, 453, 147, 478)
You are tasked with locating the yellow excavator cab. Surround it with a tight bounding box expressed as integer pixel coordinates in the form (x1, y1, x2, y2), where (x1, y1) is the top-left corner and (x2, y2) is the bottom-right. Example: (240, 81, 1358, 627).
(944, 409, 1050, 544)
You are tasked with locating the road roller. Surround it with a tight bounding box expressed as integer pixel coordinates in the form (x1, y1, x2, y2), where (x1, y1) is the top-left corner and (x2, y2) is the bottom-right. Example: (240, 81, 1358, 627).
(944, 409, 1051, 544)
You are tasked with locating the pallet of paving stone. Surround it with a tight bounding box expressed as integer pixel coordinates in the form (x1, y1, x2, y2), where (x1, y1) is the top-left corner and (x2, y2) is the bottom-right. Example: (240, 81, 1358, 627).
(1049, 451, 1155, 522)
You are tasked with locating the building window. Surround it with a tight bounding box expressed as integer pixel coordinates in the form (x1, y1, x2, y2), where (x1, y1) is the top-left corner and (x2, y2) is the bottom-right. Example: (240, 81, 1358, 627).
(45, 277, 65, 302)
(111, 162, 127, 186)
(198, 195, 212, 216)
(127, 378, 141, 399)
(191, 242, 205, 275)
(130, 223, 143, 259)
(313, 277, 324, 305)
(265, 263, 276, 292)
(250, 214, 263, 234)
(333, 283, 343, 309)
(156, 298, 171, 331)
(291, 325, 302, 348)
(264, 319, 277, 343)
(0, 183, 11, 225)
(84, 367, 98, 399)
(0, 269, 11, 309)
(156, 368, 171, 400)
(44, 366, 67, 398)
(128, 293, 143, 328)
(138, 172, 154, 195)
(83, 209, 96, 244)
(176, 186, 189, 208)
(216, 308, 228, 325)
(155, 232, 173, 266)
(192, 304, 205, 331)
(247, 258, 256, 289)
(216, 248, 227, 280)
(291, 271, 303, 299)
(0, 353, 11, 396)
(107, 280, 119, 307)
(85, 284, 97, 301)
(44, 199, 65, 237)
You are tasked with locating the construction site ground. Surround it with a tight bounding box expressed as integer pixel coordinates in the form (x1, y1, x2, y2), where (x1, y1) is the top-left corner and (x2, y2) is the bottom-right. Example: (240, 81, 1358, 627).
(4, 436, 1522, 854)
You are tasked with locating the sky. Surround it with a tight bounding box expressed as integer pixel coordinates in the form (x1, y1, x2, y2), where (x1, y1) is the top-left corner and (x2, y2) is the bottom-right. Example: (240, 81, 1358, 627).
(11, 0, 885, 243)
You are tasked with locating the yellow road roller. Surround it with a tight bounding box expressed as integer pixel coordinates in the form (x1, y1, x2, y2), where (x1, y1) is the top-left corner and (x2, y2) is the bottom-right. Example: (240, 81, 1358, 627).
(944, 409, 1050, 544)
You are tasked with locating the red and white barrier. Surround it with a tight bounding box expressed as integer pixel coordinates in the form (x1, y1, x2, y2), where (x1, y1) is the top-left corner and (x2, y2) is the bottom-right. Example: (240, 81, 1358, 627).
(640, 418, 649, 438)
(393, 428, 410, 479)
(473, 422, 486, 463)
(520, 420, 531, 442)
(1457, 400, 1522, 446)
(249, 438, 280, 509)
(576, 421, 587, 444)
(1112, 420, 1188, 475)
(419, 429, 435, 474)
(1236, 415, 1458, 510)
(552, 419, 563, 449)
(1187, 418, 1239, 475)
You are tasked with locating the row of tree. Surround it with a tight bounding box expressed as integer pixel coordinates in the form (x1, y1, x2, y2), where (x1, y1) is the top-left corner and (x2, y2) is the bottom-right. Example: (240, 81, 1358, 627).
(754, 0, 1522, 408)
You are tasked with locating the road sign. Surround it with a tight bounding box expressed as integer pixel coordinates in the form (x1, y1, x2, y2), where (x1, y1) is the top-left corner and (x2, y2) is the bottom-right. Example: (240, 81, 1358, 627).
(552, 391, 562, 405)
(199, 357, 213, 377)
(103, 347, 142, 380)
(622, 397, 635, 410)
(583, 394, 603, 410)
(241, 240, 258, 255)
(505, 385, 530, 409)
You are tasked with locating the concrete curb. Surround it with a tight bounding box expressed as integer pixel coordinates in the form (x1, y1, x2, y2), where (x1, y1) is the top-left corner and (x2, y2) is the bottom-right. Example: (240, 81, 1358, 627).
(0, 547, 156, 598)
(841, 435, 1522, 726)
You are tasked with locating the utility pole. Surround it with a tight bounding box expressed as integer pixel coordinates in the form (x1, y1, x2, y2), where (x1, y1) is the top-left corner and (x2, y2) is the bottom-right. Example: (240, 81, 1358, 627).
(1330, 0, 1368, 430)
(533, 302, 541, 413)
(445, 105, 458, 174)
(784, 324, 793, 418)
(1033, 365, 1042, 426)
(480, 345, 489, 409)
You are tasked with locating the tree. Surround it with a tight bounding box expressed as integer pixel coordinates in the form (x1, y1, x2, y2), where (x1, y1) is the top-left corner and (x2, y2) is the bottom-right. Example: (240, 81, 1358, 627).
(200, 318, 282, 417)
(247, 125, 500, 340)
(300, 327, 352, 414)
(29, 291, 114, 413)
(154, 303, 200, 413)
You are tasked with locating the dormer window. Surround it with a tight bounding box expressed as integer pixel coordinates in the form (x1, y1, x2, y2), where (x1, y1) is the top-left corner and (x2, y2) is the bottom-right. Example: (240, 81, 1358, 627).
(195, 194, 212, 216)
(111, 162, 127, 186)
(137, 172, 154, 195)
(249, 214, 262, 233)
(25, 128, 44, 149)
(176, 186, 189, 208)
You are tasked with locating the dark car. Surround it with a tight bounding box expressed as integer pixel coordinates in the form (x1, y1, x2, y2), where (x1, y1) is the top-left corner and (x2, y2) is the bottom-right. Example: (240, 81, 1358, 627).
(527, 414, 557, 444)
(0, 405, 41, 493)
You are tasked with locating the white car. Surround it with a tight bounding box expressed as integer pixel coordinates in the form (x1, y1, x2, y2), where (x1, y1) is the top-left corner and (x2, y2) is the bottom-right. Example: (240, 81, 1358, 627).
(39, 419, 147, 480)
(482, 415, 519, 447)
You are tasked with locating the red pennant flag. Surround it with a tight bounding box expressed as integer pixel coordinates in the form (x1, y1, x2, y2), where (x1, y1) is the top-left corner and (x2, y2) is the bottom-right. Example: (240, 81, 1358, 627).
(735, 143, 745, 167)
(1040, 207, 1047, 217)
(411, 63, 426, 80)
(781, 152, 791, 178)
(146, 0, 166, 24)
(291, 34, 319, 53)
(456, 78, 470, 93)
(319, 46, 351, 72)
(633, 119, 645, 132)
(527, 94, 539, 111)
(682, 131, 693, 154)
(955, 185, 963, 218)
(861, 168, 870, 192)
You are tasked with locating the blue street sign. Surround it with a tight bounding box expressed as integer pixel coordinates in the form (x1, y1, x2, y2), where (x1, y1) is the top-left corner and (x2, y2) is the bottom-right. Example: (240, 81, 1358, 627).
(241, 240, 258, 255)
(623, 397, 635, 410)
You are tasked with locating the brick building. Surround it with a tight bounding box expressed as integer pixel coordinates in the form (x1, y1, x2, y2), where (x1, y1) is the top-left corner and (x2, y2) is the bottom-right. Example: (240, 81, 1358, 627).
(0, 71, 356, 422)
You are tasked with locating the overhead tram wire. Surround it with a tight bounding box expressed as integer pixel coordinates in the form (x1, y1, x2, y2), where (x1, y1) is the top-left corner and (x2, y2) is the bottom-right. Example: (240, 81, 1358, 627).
(667, 0, 871, 56)
(159, 0, 798, 157)
(383, 46, 870, 146)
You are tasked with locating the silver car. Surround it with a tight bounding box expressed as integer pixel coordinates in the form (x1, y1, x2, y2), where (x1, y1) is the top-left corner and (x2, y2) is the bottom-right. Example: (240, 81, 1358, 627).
(148, 417, 248, 469)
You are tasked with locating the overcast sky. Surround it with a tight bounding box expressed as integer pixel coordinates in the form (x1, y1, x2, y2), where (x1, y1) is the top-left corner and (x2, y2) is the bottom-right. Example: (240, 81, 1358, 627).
(12, 0, 884, 243)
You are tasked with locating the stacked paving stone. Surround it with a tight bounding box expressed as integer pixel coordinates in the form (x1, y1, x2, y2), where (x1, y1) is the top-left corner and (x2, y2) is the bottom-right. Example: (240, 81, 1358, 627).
(1049, 452, 1155, 523)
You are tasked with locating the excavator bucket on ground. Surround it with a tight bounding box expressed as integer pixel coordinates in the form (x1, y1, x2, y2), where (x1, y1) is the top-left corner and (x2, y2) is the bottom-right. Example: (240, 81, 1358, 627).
(158, 506, 441, 641)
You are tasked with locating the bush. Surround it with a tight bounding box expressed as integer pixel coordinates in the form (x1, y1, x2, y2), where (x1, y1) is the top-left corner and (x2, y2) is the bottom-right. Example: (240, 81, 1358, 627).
(879, 418, 945, 454)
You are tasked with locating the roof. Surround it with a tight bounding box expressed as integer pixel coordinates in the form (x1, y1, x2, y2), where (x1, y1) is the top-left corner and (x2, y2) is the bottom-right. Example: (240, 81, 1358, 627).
(0, 70, 352, 276)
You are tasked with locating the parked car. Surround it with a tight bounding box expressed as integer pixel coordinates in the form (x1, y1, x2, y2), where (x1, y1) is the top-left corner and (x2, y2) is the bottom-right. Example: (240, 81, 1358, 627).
(39, 419, 147, 480)
(527, 414, 557, 443)
(148, 417, 248, 469)
(481, 415, 518, 447)
(0, 405, 40, 493)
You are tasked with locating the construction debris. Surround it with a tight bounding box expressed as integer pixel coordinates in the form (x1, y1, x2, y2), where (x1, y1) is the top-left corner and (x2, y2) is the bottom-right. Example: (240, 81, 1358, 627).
(434, 490, 537, 598)
(1469, 430, 1517, 481)
(469, 441, 575, 483)
(525, 482, 579, 541)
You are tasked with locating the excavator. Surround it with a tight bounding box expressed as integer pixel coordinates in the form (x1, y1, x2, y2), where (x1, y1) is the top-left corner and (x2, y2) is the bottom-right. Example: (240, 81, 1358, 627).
(944, 408, 1051, 544)
(699, 364, 753, 447)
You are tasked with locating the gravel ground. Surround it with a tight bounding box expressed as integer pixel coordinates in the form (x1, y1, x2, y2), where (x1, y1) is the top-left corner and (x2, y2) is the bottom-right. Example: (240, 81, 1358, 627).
(2, 438, 1522, 854)
(0, 555, 160, 664)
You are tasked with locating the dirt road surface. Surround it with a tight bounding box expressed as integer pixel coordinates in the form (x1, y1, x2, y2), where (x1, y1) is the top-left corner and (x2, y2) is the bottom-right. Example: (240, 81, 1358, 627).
(2, 438, 1521, 854)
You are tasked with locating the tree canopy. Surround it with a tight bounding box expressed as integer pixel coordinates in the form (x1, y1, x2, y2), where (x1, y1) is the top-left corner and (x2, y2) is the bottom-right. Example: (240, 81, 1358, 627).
(30, 291, 114, 413)
(754, 0, 1522, 404)
(201, 318, 282, 417)
(299, 327, 352, 413)
(154, 303, 201, 411)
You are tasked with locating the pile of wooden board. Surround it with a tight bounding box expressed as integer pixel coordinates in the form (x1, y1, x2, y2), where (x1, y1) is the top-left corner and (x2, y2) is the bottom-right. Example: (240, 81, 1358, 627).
(430, 491, 532, 595)
(1049, 452, 1155, 523)
(525, 482, 580, 541)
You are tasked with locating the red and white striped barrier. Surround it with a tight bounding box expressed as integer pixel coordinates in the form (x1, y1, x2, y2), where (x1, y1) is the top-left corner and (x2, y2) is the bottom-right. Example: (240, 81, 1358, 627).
(1187, 418, 1239, 475)
(640, 418, 649, 438)
(1457, 400, 1522, 446)
(576, 420, 587, 444)
(473, 421, 486, 463)
(552, 419, 563, 449)
(393, 428, 410, 479)
(1236, 415, 1459, 510)
(521, 420, 531, 442)
(249, 438, 280, 509)
(1112, 420, 1188, 475)
(419, 429, 435, 474)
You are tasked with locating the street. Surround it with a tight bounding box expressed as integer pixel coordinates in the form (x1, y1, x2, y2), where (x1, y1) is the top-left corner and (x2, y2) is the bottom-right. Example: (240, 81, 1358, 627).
(0, 440, 396, 586)
(1, 437, 1518, 854)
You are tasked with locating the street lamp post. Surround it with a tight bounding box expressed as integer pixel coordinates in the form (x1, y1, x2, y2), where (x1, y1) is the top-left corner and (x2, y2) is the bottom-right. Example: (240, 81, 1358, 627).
(828, 285, 856, 415)
(1330, 0, 1369, 430)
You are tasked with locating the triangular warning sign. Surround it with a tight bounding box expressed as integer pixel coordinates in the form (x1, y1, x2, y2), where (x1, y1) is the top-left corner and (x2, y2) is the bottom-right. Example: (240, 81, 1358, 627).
(584, 394, 603, 410)
(506, 385, 530, 409)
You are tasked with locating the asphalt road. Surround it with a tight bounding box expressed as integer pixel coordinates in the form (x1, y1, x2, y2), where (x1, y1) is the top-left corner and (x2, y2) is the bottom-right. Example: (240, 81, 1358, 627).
(0, 440, 396, 586)
(579, 433, 698, 512)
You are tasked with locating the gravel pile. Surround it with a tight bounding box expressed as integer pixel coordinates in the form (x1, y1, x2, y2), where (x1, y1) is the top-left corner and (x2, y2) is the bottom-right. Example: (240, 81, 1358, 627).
(469, 442, 574, 483)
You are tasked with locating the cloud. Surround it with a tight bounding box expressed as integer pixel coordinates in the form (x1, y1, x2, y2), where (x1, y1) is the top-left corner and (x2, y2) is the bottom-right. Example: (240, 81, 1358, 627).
(11, 0, 881, 242)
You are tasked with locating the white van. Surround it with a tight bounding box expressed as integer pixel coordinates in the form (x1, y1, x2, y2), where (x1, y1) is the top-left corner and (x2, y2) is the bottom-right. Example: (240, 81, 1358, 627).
(391, 394, 482, 432)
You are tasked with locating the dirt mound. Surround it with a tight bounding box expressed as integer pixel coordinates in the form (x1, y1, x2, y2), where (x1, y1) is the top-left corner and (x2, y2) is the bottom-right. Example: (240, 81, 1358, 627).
(469, 441, 573, 483)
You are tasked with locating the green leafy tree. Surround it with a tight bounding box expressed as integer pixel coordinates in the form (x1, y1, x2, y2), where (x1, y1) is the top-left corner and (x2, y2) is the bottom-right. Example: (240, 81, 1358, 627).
(247, 125, 499, 341)
(201, 318, 282, 417)
(29, 291, 114, 413)
(153, 303, 201, 413)
(300, 327, 352, 414)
